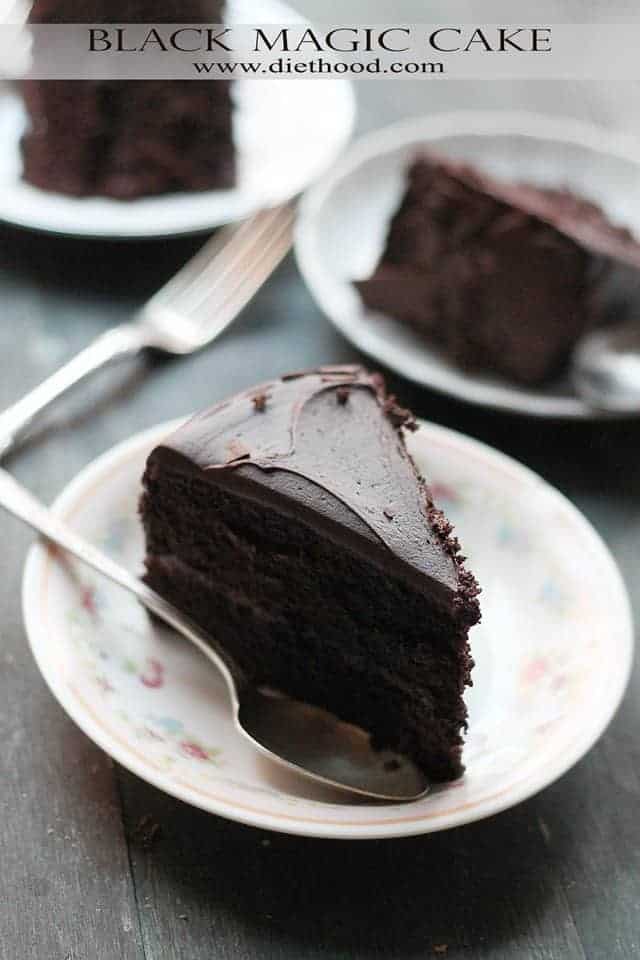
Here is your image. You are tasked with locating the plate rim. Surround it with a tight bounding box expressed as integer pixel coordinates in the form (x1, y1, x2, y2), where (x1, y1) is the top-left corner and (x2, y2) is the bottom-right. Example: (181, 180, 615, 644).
(294, 109, 640, 421)
(22, 418, 635, 839)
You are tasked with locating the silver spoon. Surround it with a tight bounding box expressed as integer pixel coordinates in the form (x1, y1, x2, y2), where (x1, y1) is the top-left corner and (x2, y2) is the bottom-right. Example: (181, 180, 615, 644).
(572, 320, 640, 414)
(0, 468, 429, 803)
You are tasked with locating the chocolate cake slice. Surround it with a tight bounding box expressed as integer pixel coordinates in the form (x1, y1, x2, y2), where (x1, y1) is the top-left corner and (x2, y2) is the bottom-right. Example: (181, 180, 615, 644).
(21, 0, 234, 198)
(356, 155, 640, 385)
(140, 367, 480, 783)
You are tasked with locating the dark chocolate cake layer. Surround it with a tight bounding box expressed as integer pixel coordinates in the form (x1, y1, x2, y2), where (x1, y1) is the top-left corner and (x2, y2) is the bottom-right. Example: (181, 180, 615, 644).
(140, 367, 481, 783)
(356, 155, 640, 385)
(21, 1, 234, 199)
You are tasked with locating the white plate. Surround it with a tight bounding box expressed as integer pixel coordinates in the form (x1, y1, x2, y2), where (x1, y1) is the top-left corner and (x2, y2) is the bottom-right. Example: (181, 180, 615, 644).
(23, 419, 633, 839)
(0, 0, 355, 238)
(295, 111, 640, 419)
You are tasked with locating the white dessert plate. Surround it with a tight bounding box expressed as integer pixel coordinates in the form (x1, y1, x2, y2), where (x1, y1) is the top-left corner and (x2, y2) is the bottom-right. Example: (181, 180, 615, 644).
(295, 111, 640, 419)
(0, 0, 355, 238)
(23, 418, 633, 839)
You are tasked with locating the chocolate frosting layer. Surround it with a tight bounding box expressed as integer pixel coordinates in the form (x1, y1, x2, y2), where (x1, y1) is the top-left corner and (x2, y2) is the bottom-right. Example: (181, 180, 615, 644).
(421, 152, 640, 269)
(151, 367, 462, 598)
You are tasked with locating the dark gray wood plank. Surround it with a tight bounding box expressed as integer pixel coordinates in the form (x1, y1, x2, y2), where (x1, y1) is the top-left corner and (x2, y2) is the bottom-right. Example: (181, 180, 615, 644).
(0, 228, 155, 960)
(0, 487, 145, 960)
(117, 768, 587, 960)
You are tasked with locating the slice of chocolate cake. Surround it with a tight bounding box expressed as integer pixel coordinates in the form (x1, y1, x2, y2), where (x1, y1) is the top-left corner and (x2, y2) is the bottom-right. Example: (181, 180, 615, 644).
(356, 155, 640, 385)
(21, 1, 234, 198)
(140, 367, 480, 783)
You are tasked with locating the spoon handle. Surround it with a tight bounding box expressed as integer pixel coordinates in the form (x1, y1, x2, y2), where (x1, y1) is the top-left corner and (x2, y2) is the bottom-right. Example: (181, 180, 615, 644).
(0, 467, 244, 707)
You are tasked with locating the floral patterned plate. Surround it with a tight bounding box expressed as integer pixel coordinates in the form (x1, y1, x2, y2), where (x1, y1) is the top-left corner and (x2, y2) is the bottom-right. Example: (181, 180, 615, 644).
(22, 420, 633, 839)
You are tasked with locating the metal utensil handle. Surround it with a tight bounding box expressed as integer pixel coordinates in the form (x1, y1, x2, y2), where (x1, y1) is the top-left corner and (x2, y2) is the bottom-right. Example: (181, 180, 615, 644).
(0, 208, 291, 459)
(0, 323, 147, 458)
(0, 467, 243, 707)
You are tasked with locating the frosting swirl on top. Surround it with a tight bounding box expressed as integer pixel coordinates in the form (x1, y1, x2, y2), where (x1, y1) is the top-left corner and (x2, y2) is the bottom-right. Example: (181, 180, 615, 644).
(154, 366, 466, 600)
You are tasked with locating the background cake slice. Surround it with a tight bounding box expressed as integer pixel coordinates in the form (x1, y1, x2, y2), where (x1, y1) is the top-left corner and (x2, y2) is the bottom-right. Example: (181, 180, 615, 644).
(21, 0, 234, 198)
(140, 367, 480, 783)
(356, 155, 640, 385)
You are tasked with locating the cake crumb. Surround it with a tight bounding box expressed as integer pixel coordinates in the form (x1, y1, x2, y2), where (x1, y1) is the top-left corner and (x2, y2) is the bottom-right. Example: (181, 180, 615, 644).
(537, 815, 551, 845)
(383, 395, 418, 431)
(433, 945, 448, 955)
(336, 386, 350, 405)
(133, 814, 161, 848)
(383, 508, 395, 521)
(251, 392, 270, 412)
(146, 823, 161, 845)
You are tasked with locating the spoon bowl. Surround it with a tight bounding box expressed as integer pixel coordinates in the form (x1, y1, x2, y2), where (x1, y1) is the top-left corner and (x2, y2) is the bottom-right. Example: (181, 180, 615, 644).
(238, 687, 429, 801)
(572, 319, 640, 413)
